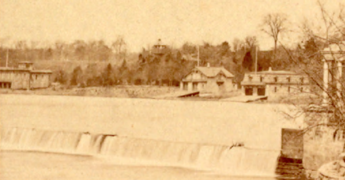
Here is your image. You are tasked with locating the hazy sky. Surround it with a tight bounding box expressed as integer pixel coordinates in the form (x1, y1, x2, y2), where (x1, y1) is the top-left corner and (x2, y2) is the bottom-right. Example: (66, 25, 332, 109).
(0, 0, 342, 52)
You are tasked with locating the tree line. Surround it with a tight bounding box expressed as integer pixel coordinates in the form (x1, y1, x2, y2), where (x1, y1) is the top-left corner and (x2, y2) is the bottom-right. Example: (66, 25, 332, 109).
(0, 36, 127, 64)
(0, 37, 304, 88)
(0, 10, 332, 88)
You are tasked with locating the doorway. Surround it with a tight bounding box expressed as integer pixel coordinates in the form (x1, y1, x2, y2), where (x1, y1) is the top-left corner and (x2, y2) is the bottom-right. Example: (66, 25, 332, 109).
(258, 88, 266, 96)
(245, 87, 253, 95)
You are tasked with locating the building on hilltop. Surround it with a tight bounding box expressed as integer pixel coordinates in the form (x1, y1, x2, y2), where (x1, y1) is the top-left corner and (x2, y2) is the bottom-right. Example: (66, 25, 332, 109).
(0, 61, 52, 90)
(138, 39, 171, 64)
(180, 64, 234, 94)
(150, 39, 170, 56)
(241, 67, 310, 96)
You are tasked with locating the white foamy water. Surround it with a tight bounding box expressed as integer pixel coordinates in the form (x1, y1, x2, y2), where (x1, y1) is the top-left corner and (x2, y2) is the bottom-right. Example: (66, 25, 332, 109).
(0, 94, 302, 179)
(1, 127, 280, 177)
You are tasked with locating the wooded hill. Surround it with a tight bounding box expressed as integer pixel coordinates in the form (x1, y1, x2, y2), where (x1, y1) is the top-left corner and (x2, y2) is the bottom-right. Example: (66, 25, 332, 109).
(0, 38, 319, 88)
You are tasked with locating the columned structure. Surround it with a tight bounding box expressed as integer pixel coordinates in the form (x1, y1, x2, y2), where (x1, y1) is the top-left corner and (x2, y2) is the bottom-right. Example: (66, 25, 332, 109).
(321, 43, 345, 106)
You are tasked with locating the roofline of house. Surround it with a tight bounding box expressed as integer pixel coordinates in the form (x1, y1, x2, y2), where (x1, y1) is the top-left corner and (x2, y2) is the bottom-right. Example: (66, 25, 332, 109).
(241, 82, 310, 86)
(195, 66, 234, 78)
(0, 68, 52, 74)
(31, 70, 53, 74)
(246, 71, 306, 76)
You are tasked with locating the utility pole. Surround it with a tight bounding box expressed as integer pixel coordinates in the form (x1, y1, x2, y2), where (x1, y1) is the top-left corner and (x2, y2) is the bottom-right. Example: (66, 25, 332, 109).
(6, 48, 9, 68)
(255, 46, 258, 74)
(197, 45, 200, 67)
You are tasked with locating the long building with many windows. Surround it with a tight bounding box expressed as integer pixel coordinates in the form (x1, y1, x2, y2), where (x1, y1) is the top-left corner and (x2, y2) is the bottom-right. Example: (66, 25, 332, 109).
(241, 68, 310, 96)
(0, 61, 52, 90)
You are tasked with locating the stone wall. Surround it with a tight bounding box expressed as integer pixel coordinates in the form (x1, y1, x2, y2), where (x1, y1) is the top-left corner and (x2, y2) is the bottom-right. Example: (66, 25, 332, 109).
(281, 128, 303, 159)
(303, 111, 344, 171)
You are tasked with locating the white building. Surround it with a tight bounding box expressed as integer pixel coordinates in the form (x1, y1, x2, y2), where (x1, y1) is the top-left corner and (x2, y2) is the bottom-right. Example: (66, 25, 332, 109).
(180, 65, 234, 95)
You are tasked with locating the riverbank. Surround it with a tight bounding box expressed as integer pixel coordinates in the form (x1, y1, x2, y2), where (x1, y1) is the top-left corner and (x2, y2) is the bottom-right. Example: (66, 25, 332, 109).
(0, 85, 318, 105)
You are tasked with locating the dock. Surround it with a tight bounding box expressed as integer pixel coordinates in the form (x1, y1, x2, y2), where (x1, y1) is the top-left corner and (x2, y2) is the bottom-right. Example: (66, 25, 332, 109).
(221, 95, 268, 103)
(152, 91, 200, 99)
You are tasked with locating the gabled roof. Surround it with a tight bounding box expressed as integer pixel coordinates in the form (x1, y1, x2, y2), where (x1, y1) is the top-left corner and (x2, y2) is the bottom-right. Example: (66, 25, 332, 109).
(195, 66, 234, 78)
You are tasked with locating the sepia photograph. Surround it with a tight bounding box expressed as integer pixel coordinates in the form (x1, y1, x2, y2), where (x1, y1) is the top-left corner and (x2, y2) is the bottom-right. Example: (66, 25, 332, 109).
(0, 0, 345, 179)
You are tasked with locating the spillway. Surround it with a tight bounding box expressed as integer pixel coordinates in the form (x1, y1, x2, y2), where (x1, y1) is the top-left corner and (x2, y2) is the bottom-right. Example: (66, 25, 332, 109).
(0, 127, 280, 177)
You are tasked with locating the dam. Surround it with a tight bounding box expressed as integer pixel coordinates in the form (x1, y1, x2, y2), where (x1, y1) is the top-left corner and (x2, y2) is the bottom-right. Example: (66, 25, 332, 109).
(1, 127, 280, 176)
(0, 94, 303, 179)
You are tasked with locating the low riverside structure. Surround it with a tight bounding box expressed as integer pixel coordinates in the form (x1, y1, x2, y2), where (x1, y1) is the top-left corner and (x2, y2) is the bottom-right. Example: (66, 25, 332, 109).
(241, 68, 310, 96)
(180, 64, 234, 95)
(0, 61, 52, 90)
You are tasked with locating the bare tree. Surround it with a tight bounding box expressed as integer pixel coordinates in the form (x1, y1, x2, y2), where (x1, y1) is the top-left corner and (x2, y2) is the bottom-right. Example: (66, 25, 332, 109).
(232, 38, 246, 53)
(15, 40, 29, 61)
(54, 41, 67, 61)
(261, 13, 289, 62)
(244, 36, 258, 51)
(112, 36, 127, 60)
(276, 2, 345, 177)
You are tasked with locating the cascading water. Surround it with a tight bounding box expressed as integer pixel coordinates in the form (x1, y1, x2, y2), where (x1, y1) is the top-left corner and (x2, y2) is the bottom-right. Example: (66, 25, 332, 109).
(0, 127, 280, 176)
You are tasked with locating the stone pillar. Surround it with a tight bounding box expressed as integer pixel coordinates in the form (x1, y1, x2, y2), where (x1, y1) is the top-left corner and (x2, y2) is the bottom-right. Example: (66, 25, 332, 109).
(322, 60, 329, 106)
(180, 82, 183, 91)
(337, 61, 342, 98)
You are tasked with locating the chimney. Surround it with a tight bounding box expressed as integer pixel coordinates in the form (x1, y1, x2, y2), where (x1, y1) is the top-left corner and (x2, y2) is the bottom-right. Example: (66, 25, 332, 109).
(207, 63, 210, 67)
(268, 67, 272, 72)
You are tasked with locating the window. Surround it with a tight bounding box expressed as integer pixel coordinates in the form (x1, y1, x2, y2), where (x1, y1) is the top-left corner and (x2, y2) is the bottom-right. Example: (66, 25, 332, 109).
(287, 77, 291, 83)
(258, 88, 266, 96)
(245, 88, 253, 95)
(288, 86, 290, 93)
(249, 76, 253, 82)
(274, 87, 277, 92)
(183, 82, 188, 90)
(260, 76, 264, 82)
(300, 77, 304, 84)
(300, 87, 303, 92)
(274, 77, 278, 82)
(0, 82, 11, 89)
(192, 82, 198, 91)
